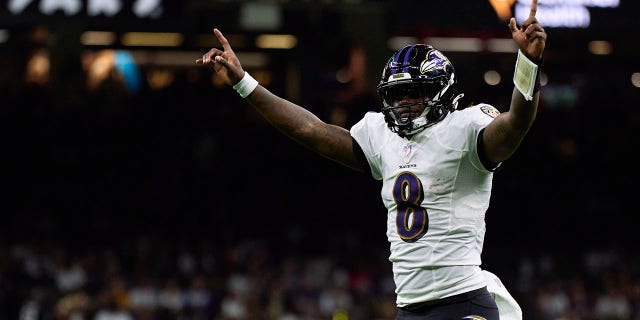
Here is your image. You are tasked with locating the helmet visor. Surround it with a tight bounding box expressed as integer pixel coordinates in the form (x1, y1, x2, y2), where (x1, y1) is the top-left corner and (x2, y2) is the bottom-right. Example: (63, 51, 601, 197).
(380, 83, 440, 107)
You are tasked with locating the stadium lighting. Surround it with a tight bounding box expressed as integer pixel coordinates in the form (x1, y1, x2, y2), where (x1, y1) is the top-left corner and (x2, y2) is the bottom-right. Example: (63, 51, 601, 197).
(423, 37, 482, 52)
(240, 2, 282, 31)
(632, 73, 640, 88)
(515, 0, 620, 28)
(540, 72, 549, 87)
(127, 50, 268, 68)
(486, 38, 518, 53)
(0, 29, 9, 43)
(484, 70, 502, 86)
(388, 36, 520, 54)
(81, 31, 116, 46)
(387, 37, 420, 51)
(195, 34, 246, 49)
(588, 40, 613, 55)
(121, 32, 184, 47)
(255, 34, 297, 49)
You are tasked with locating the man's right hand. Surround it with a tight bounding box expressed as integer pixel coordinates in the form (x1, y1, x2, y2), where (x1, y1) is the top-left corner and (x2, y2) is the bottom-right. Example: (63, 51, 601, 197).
(196, 28, 245, 86)
(508, 0, 546, 62)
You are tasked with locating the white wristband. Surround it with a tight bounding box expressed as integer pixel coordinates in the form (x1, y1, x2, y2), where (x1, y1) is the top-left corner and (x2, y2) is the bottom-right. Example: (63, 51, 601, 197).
(232, 72, 259, 98)
(513, 50, 540, 101)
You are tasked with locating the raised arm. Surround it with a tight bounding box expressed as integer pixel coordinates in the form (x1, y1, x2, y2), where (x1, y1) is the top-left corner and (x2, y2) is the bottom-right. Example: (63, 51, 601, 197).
(196, 29, 364, 172)
(481, 0, 546, 167)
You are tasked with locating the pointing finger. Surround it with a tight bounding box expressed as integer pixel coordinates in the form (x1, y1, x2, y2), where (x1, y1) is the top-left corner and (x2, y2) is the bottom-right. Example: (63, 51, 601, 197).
(213, 28, 233, 53)
(530, 0, 538, 17)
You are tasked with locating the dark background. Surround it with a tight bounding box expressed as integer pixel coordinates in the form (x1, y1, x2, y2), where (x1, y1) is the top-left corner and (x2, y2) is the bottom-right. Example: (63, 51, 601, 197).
(1, 1, 639, 319)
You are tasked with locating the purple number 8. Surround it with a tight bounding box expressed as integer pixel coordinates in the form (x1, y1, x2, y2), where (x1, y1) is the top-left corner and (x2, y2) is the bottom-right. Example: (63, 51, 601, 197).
(393, 172, 428, 242)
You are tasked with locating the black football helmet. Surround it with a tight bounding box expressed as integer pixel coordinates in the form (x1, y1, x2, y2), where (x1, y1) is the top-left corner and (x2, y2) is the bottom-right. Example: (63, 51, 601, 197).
(377, 44, 464, 137)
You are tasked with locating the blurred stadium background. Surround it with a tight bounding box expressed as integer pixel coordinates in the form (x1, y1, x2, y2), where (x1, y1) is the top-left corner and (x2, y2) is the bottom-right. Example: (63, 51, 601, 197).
(1, 0, 639, 319)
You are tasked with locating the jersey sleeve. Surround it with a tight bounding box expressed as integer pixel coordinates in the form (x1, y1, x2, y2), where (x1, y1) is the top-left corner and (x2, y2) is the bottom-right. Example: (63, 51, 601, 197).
(350, 112, 384, 180)
(483, 270, 523, 320)
(461, 104, 501, 172)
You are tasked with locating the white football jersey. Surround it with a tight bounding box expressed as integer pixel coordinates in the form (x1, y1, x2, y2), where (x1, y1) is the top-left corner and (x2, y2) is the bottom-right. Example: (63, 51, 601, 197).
(484, 270, 523, 320)
(350, 104, 501, 306)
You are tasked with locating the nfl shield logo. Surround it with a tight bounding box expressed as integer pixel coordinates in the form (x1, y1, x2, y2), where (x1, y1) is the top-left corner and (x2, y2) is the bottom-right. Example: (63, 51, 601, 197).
(403, 143, 412, 163)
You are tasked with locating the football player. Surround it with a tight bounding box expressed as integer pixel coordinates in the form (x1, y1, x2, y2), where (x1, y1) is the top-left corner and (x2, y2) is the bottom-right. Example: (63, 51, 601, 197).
(197, 0, 545, 318)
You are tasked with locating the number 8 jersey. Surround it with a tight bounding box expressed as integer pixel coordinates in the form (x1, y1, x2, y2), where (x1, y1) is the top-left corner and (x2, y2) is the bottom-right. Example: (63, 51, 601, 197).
(350, 103, 501, 307)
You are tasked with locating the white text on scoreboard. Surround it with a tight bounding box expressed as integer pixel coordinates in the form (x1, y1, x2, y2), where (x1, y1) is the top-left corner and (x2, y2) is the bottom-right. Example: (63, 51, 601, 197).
(515, 0, 619, 28)
(7, 0, 163, 18)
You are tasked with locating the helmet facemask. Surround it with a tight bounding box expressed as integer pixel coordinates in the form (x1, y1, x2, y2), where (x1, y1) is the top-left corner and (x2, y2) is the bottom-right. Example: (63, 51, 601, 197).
(377, 45, 464, 138)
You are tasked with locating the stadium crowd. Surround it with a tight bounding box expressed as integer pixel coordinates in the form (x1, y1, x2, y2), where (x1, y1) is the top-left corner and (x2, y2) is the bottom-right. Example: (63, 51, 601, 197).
(1, 238, 640, 319)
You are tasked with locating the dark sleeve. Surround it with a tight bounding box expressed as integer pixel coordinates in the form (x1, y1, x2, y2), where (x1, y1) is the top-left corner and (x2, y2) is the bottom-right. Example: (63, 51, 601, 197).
(477, 128, 501, 172)
(352, 137, 372, 176)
